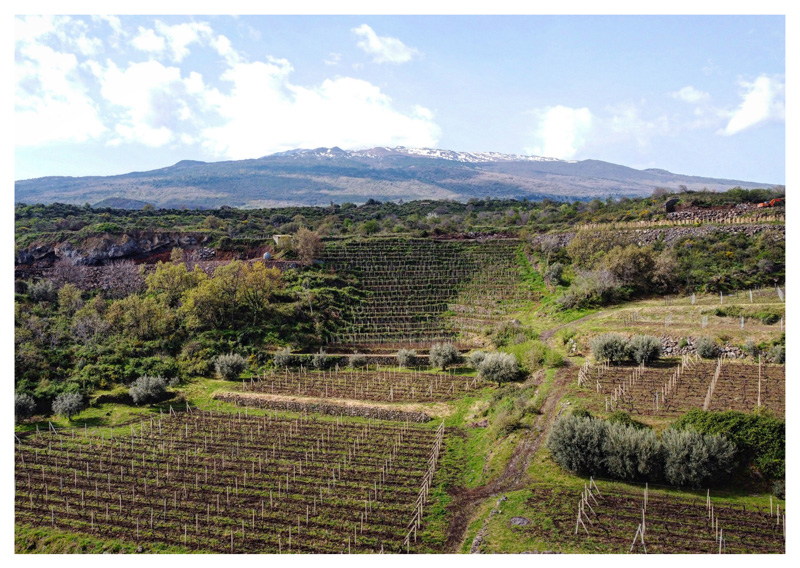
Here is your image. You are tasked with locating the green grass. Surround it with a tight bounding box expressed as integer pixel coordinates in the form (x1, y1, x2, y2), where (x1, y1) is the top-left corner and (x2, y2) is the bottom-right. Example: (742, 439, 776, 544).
(15, 525, 190, 554)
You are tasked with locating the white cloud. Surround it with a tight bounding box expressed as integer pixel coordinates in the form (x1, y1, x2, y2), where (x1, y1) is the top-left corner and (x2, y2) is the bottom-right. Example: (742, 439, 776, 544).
(91, 59, 205, 147)
(720, 75, 785, 136)
(15, 16, 106, 146)
(199, 59, 440, 159)
(606, 102, 671, 148)
(525, 106, 593, 160)
(671, 86, 711, 104)
(131, 27, 165, 53)
(351, 24, 419, 64)
(130, 21, 213, 62)
(324, 52, 342, 66)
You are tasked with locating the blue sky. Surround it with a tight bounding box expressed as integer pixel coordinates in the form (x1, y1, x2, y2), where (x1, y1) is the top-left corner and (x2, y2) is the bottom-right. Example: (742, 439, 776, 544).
(14, 13, 786, 184)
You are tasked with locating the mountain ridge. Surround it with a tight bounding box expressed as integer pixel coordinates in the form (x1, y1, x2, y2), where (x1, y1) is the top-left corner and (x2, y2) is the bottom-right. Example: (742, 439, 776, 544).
(15, 146, 777, 209)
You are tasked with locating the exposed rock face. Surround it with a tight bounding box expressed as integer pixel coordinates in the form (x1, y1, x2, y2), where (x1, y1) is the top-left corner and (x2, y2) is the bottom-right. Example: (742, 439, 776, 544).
(16, 231, 212, 266)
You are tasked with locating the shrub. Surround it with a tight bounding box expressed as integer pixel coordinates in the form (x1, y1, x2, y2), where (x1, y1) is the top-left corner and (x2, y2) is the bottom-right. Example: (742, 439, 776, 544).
(547, 415, 609, 476)
(468, 351, 486, 368)
(490, 321, 537, 348)
(661, 428, 737, 488)
(15, 393, 36, 423)
(768, 344, 785, 364)
(590, 333, 630, 363)
(627, 335, 662, 365)
(695, 336, 719, 359)
(478, 352, 521, 384)
(273, 347, 294, 368)
(428, 343, 462, 370)
(742, 338, 759, 358)
(129, 375, 168, 405)
(215, 353, 248, 380)
(27, 279, 58, 303)
(603, 423, 663, 481)
(311, 350, 330, 370)
(544, 262, 564, 285)
(556, 269, 627, 310)
(52, 392, 86, 420)
(672, 409, 785, 478)
(772, 479, 785, 499)
(396, 349, 418, 368)
(348, 353, 368, 369)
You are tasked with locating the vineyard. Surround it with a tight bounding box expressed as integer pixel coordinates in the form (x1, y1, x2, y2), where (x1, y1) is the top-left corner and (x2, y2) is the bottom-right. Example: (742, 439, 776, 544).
(321, 238, 532, 348)
(518, 481, 785, 553)
(243, 367, 486, 403)
(578, 357, 785, 418)
(14, 409, 445, 553)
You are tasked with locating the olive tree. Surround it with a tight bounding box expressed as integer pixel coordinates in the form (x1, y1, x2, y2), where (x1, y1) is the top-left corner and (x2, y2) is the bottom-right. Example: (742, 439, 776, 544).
(215, 353, 248, 380)
(628, 335, 662, 365)
(429, 343, 462, 371)
(396, 348, 418, 368)
(478, 352, 521, 384)
(52, 392, 86, 421)
(129, 375, 168, 405)
(590, 333, 630, 363)
(15, 393, 36, 423)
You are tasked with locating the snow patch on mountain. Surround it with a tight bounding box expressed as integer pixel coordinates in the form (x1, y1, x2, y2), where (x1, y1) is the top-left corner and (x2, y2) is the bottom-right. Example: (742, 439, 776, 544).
(269, 146, 573, 164)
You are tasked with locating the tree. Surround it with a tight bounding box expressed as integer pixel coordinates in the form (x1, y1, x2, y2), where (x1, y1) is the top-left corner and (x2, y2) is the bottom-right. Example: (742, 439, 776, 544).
(145, 261, 207, 308)
(27, 279, 58, 303)
(239, 262, 282, 324)
(214, 353, 248, 380)
(273, 347, 293, 368)
(546, 414, 609, 475)
(468, 351, 486, 368)
(661, 428, 737, 488)
(129, 375, 168, 405)
(428, 343, 462, 371)
(348, 353, 368, 369)
(603, 245, 655, 289)
(590, 333, 630, 363)
(695, 336, 718, 359)
(15, 393, 36, 423)
(57, 282, 83, 316)
(52, 392, 86, 420)
(293, 227, 323, 265)
(396, 349, 418, 368)
(628, 335, 662, 365)
(478, 352, 520, 384)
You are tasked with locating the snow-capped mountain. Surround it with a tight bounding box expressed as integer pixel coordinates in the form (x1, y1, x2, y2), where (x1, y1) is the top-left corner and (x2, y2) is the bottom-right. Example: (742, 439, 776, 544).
(16, 146, 774, 209)
(271, 145, 571, 164)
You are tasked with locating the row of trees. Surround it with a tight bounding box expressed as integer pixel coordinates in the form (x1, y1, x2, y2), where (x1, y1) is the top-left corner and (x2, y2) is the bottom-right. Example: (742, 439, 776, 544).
(547, 414, 738, 487)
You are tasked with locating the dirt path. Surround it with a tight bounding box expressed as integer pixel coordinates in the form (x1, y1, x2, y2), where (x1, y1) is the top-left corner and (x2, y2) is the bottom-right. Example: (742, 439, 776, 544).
(539, 310, 604, 342)
(443, 365, 575, 552)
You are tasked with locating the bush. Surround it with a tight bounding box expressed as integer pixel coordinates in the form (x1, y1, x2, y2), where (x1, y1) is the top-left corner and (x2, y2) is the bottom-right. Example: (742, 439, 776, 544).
(627, 335, 662, 365)
(606, 410, 649, 430)
(544, 262, 564, 285)
(547, 414, 609, 476)
(661, 428, 737, 488)
(556, 269, 627, 310)
(695, 336, 719, 359)
(590, 333, 630, 363)
(312, 350, 330, 370)
(215, 353, 248, 380)
(478, 352, 521, 384)
(772, 479, 785, 500)
(468, 350, 486, 368)
(768, 344, 785, 364)
(428, 343, 462, 370)
(27, 279, 58, 303)
(603, 422, 662, 481)
(348, 353, 368, 369)
(490, 321, 537, 348)
(129, 375, 168, 405)
(396, 349, 418, 368)
(742, 338, 759, 358)
(52, 392, 86, 420)
(273, 347, 293, 369)
(672, 409, 785, 478)
(526, 340, 564, 370)
(15, 393, 36, 423)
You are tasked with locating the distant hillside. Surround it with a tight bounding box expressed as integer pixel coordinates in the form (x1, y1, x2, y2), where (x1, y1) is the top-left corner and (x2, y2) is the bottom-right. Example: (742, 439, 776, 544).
(14, 146, 776, 209)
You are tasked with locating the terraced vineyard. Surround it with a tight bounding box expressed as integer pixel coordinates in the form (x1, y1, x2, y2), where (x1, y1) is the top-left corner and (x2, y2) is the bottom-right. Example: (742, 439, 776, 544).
(519, 482, 785, 553)
(244, 368, 486, 402)
(579, 358, 785, 418)
(15, 410, 445, 553)
(322, 238, 532, 348)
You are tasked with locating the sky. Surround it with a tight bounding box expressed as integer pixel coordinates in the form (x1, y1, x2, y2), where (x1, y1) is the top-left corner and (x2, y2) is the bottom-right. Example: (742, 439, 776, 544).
(13, 12, 786, 184)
